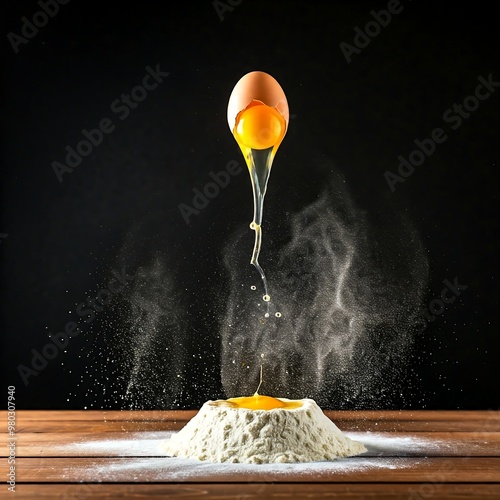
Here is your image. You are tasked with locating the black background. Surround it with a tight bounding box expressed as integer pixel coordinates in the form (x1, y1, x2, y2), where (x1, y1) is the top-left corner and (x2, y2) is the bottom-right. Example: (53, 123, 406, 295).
(1, 0, 498, 409)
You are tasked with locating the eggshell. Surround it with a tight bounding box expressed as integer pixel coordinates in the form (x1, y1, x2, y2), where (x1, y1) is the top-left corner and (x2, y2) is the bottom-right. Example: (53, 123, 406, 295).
(227, 71, 289, 132)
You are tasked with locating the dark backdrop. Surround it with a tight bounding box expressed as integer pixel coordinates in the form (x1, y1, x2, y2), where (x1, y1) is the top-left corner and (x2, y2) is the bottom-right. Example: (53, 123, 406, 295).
(1, 0, 498, 409)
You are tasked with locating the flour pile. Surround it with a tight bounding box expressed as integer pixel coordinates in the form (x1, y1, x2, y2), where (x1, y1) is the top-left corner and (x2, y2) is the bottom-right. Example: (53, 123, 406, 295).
(163, 398, 366, 463)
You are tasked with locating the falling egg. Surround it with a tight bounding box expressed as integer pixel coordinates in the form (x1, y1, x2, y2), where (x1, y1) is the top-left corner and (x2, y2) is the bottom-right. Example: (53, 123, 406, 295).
(227, 71, 289, 151)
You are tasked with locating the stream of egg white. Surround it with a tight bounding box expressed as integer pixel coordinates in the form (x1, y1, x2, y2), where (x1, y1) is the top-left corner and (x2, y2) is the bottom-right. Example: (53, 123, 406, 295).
(254, 363, 263, 395)
(247, 146, 274, 316)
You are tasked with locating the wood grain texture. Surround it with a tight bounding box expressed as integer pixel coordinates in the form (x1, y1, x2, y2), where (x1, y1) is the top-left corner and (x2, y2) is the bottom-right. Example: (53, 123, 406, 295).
(2, 409, 499, 432)
(8, 484, 500, 500)
(2, 431, 500, 457)
(6, 483, 500, 500)
(1, 410, 499, 499)
(6, 457, 500, 483)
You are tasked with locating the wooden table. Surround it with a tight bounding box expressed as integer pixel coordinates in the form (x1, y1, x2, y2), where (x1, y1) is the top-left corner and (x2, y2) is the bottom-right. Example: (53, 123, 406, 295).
(1, 410, 499, 499)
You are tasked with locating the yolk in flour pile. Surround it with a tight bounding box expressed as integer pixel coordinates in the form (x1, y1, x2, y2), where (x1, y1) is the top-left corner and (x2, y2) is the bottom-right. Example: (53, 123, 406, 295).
(225, 394, 303, 410)
(222, 364, 302, 410)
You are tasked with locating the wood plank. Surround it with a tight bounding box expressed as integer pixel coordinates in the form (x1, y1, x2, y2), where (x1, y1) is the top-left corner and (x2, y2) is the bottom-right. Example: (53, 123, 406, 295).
(2, 431, 500, 458)
(9, 483, 500, 499)
(2, 410, 195, 424)
(7, 420, 183, 433)
(1, 410, 197, 421)
(2, 410, 499, 433)
(5, 457, 500, 483)
(6, 409, 500, 421)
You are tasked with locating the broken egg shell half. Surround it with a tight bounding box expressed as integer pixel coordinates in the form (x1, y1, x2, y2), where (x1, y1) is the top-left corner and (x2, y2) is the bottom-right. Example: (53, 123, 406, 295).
(227, 71, 289, 133)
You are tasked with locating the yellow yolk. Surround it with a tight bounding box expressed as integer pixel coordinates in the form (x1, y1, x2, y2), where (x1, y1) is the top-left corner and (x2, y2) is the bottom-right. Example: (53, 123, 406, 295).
(234, 103, 286, 150)
(225, 394, 303, 410)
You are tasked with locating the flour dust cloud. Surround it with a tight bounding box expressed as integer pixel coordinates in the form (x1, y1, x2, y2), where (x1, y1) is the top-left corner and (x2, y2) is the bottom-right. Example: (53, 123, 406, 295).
(73, 163, 427, 410)
(221, 168, 428, 408)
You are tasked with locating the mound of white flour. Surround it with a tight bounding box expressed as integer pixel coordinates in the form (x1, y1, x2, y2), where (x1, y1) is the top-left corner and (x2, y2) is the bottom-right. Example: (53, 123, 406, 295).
(163, 398, 366, 463)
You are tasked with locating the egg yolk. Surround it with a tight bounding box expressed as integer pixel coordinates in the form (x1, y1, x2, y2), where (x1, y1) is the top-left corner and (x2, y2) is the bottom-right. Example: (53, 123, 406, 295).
(234, 103, 286, 150)
(225, 394, 303, 410)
